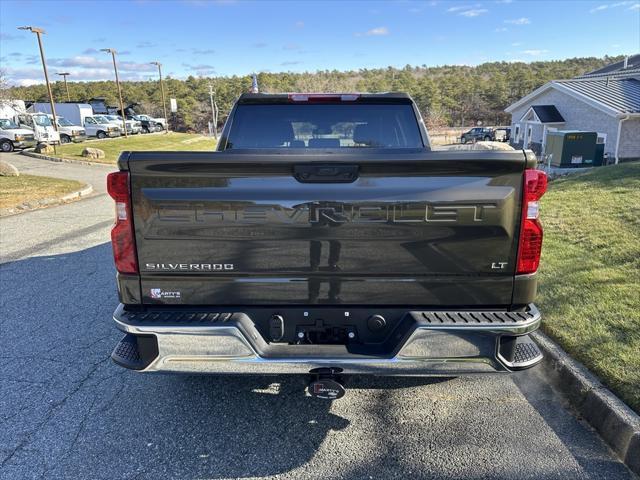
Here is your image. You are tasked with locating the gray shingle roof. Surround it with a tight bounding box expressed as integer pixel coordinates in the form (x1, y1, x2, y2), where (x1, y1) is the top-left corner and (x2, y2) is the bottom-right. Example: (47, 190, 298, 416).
(555, 78, 640, 114)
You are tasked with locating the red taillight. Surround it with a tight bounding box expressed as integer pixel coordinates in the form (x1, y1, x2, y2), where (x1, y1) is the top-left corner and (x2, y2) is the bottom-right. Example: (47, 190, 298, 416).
(106, 172, 138, 274)
(517, 169, 547, 274)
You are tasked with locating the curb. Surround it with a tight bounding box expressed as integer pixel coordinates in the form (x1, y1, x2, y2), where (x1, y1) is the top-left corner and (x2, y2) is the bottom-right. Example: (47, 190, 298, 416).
(532, 331, 640, 474)
(0, 183, 94, 217)
(61, 184, 94, 201)
(20, 150, 111, 167)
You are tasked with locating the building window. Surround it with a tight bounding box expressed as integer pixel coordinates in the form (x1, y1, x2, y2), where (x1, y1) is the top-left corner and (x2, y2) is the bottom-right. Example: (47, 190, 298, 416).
(515, 124, 520, 143)
(527, 126, 532, 145)
(597, 133, 607, 144)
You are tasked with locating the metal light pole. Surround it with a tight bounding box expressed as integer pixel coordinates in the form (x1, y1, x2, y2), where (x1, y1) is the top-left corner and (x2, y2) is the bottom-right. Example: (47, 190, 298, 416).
(57, 72, 71, 101)
(208, 83, 218, 139)
(101, 48, 128, 138)
(150, 61, 169, 133)
(18, 26, 59, 137)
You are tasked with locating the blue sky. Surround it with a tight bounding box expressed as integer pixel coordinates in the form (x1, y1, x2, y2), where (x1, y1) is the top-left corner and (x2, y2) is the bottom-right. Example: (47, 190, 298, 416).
(1, 0, 639, 85)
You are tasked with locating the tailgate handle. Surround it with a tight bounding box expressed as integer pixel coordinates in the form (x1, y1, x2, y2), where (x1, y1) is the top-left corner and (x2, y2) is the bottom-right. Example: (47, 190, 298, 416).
(294, 164, 359, 183)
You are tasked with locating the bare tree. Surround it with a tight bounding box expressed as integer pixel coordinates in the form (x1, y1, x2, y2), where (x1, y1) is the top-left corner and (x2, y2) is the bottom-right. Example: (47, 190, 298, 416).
(0, 69, 12, 106)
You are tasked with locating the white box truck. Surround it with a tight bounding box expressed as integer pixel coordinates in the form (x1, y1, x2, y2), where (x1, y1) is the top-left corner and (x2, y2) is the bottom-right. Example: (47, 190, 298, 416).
(31, 102, 93, 127)
(32, 103, 119, 139)
(2, 101, 59, 145)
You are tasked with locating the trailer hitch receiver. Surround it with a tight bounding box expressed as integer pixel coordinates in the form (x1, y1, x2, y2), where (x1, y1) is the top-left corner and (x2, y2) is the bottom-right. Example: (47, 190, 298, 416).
(307, 368, 345, 400)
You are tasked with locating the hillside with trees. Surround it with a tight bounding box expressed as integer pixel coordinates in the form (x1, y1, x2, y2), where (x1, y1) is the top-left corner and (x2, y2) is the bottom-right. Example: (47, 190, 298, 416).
(5, 56, 623, 131)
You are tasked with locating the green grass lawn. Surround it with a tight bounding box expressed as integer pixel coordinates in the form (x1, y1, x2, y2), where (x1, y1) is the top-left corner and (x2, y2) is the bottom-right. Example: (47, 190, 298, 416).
(55, 132, 216, 164)
(0, 174, 84, 210)
(538, 162, 640, 413)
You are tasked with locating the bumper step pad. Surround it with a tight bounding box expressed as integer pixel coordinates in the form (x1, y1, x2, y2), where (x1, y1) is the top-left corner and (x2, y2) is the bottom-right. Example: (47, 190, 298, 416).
(498, 334, 543, 370)
(111, 333, 159, 370)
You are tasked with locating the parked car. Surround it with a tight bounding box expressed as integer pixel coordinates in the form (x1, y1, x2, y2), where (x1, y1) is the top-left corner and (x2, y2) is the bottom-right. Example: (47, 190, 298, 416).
(103, 115, 142, 135)
(494, 127, 511, 143)
(129, 114, 163, 134)
(0, 118, 37, 152)
(107, 92, 547, 400)
(151, 116, 167, 128)
(120, 103, 166, 130)
(461, 127, 495, 143)
(49, 115, 86, 144)
(83, 115, 121, 139)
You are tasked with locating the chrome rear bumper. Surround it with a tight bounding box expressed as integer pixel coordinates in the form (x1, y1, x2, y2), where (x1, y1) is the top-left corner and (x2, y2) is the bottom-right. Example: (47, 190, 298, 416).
(112, 305, 542, 375)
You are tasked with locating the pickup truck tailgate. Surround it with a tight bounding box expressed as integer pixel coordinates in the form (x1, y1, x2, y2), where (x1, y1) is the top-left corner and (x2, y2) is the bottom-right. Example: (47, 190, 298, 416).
(125, 150, 527, 306)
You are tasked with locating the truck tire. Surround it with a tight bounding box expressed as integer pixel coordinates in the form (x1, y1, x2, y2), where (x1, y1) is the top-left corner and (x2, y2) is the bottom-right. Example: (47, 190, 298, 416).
(0, 140, 14, 152)
(461, 137, 467, 144)
(484, 136, 491, 141)
(60, 134, 71, 144)
(97, 131, 107, 139)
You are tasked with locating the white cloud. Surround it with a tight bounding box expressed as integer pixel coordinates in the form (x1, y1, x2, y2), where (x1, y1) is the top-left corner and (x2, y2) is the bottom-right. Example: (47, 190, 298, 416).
(521, 49, 549, 56)
(136, 41, 156, 48)
(3, 53, 159, 86)
(505, 17, 531, 24)
(3, 64, 156, 85)
(355, 26, 390, 36)
(365, 26, 390, 36)
(590, 1, 636, 12)
(447, 5, 469, 11)
(494, 27, 508, 32)
(460, 8, 488, 16)
(20, 79, 43, 86)
(191, 48, 215, 54)
(295, 20, 304, 28)
(512, 42, 522, 46)
(38, 55, 157, 74)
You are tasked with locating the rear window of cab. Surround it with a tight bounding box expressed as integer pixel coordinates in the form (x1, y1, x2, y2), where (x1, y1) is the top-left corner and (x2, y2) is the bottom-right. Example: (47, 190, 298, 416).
(224, 103, 424, 149)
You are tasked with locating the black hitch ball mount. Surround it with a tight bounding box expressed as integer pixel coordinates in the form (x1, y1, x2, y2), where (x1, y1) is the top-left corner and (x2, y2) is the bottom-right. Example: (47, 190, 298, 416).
(307, 367, 346, 400)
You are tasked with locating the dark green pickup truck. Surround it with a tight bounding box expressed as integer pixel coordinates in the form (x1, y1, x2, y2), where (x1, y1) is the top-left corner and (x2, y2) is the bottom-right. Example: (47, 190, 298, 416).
(107, 92, 547, 399)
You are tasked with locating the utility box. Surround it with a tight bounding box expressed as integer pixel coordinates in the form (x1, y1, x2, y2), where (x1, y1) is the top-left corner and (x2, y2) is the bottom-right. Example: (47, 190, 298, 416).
(544, 131, 597, 167)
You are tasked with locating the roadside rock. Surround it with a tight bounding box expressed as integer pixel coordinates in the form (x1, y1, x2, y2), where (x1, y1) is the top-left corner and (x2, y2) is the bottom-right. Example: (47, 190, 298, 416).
(0, 160, 20, 176)
(35, 143, 55, 154)
(82, 147, 106, 159)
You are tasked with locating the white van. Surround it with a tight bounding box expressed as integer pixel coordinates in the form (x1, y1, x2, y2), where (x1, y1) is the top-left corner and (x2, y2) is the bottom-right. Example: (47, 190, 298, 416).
(16, 113, 60, 145)
(83, 116, 121, 139)
(0, 118, 37, 152)
(49, 116, 87, 143)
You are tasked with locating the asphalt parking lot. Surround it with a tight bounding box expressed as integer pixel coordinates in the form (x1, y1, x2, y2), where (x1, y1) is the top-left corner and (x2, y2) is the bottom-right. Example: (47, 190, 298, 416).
(0, 152, 635, 480)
